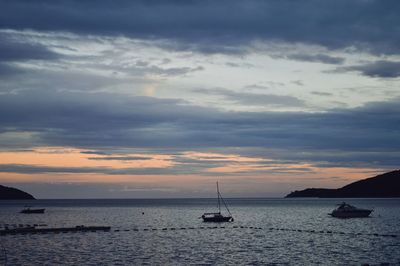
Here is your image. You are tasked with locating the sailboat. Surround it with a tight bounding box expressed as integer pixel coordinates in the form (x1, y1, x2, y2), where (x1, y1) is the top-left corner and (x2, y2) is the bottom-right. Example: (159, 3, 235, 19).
(201, 182, 234, 222)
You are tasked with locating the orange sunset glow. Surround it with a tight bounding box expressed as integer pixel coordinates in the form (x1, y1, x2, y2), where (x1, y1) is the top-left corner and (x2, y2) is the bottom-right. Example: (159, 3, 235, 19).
(0, 146, 384, 198)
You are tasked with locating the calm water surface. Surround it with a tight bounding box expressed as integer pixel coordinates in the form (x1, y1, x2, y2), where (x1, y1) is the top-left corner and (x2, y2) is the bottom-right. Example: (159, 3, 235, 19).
(1, 198, 399, 265)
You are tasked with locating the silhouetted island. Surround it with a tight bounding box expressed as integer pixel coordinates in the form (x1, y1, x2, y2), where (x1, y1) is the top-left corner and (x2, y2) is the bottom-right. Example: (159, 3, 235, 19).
(0, 185, 35, 200)
(286, 170, 400, 198)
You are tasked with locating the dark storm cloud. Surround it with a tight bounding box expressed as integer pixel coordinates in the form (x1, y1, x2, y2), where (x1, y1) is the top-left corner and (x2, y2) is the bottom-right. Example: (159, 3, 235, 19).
(0, 32, 59, 62)
(142, 65, 204, 77)
(0, 164, 178, 175)
(273, 149, 400, 169)
(291, 80, 304, 86)
(0, 90, 399, 156)
(0, 62, 24, 77)
(0, 32, 60, 76)
(80, 151, 108, 155)
(286, 53, 345, 65)
(88, 156, 153, 161)
(191, 88, 305, 107)
(0, 162, 220, 175)
(339, 60, 400, 78)
(0, 164, 110, 174)
(0, 160, 315, 176)
(311, 91, 333, 97)
(1, 0, 399, 54)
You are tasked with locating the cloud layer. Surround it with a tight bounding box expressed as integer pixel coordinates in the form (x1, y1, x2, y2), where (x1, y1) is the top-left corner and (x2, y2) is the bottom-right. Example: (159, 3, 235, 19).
(341, 61, 400, 78)
(0, 90, 399, 158)
(1, 0, 400, 54)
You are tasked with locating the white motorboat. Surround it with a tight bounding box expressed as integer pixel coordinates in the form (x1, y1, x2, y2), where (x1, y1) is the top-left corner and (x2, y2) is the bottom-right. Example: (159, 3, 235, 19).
(329, 202, 372, 218)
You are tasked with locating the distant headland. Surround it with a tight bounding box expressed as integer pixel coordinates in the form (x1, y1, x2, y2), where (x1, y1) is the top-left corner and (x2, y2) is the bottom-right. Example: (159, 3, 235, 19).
(0, 185, 35, 200)
(286, 170, 400, 198)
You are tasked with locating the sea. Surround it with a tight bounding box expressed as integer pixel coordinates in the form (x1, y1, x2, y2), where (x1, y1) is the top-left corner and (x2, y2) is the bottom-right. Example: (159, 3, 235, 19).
(0, 198, 399, 265)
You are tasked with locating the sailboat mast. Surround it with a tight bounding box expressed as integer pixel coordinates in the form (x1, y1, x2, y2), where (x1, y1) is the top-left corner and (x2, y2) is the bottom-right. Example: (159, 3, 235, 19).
(217, 181, 221, 213)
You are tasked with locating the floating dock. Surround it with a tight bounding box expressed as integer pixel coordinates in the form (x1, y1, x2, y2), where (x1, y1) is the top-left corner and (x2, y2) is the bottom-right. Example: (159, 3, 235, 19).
(0, 225, 111, 236)
(0, 225, 397, 239)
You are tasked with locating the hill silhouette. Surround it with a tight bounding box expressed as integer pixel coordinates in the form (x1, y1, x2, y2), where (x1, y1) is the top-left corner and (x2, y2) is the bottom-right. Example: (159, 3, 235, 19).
(0, 185, 35, 200)
(286, 170, 400, 198)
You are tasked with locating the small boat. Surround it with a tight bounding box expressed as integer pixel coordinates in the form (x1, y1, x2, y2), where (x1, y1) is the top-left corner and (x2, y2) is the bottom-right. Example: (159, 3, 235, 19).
(201, 182, 233, 222)
(20, 207, 45, 214)
(329, 202, 372, 218)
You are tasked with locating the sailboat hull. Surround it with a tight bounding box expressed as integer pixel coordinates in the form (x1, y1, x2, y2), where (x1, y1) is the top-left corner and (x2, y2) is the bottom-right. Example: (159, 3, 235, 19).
(202, 216, 233, 222)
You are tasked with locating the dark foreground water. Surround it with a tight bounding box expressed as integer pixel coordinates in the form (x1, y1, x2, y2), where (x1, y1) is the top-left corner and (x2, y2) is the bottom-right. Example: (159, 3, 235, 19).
(1, 198, 399, 265)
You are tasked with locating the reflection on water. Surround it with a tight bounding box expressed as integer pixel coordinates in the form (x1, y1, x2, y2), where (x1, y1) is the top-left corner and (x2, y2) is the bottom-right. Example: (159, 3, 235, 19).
(1, 198, 400, 265)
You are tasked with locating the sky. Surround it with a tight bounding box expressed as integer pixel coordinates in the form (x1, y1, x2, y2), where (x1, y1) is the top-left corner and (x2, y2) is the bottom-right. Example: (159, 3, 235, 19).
(0, 0, 399, 198)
